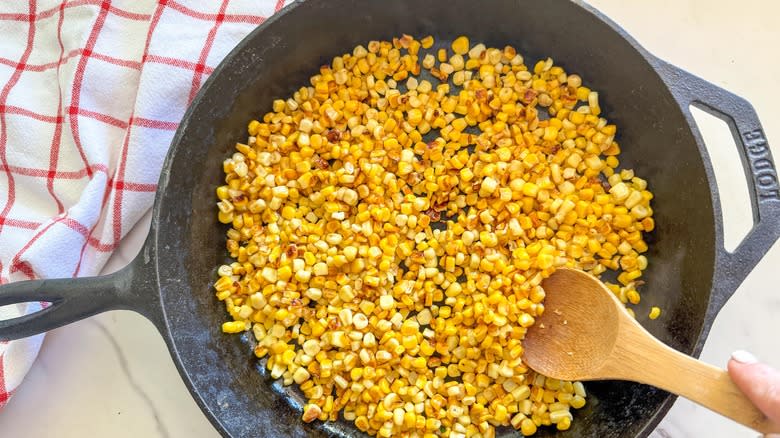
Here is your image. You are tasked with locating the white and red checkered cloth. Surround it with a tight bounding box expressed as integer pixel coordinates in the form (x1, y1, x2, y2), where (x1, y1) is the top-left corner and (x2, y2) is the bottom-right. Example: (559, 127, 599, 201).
(0, 0, 288, 410)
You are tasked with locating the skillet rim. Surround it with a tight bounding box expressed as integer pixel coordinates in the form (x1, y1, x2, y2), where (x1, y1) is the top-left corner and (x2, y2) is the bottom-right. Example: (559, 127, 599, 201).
(150, 1, 722, 436)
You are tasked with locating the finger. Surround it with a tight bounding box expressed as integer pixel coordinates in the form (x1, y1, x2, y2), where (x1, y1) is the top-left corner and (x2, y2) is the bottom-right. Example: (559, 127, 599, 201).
(728, 350, 780, 425)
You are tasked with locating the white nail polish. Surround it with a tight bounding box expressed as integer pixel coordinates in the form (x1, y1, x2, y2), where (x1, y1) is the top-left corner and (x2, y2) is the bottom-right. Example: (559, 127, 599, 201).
(731, 350, 759, 364)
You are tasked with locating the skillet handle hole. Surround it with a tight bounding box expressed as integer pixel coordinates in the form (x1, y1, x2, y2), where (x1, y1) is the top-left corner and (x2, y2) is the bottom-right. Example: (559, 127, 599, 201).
(689, 105, 754, 252)
(0, 300, 54, 321)
(0, 301, 53, 321)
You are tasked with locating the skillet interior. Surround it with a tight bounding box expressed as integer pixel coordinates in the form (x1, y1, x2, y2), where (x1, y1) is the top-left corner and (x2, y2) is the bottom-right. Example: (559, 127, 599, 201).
(152, 0, 716, 436)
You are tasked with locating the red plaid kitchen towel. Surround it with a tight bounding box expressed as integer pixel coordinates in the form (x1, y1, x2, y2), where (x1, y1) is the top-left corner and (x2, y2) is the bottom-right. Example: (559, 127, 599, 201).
(0, 0, 289, 409)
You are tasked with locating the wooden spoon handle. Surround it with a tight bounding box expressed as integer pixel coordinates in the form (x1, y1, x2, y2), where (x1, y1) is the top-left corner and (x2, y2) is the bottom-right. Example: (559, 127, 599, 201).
(612, 339, 780, 433)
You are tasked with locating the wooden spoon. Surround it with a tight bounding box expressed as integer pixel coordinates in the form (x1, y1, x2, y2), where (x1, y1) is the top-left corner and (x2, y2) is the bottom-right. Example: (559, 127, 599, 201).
(523, 267, 780, 434)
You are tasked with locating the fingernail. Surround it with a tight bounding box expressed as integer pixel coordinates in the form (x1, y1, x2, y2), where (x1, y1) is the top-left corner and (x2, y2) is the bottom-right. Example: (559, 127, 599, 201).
(731, 350, 759, 364)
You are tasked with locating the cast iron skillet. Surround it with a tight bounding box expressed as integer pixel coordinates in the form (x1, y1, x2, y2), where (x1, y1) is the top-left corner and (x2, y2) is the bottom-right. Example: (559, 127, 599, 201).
(2, 1, 779, 437)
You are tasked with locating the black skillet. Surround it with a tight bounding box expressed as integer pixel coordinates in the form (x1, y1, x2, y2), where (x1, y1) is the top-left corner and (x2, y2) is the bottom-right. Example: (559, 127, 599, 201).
(2, 1, 779, 437)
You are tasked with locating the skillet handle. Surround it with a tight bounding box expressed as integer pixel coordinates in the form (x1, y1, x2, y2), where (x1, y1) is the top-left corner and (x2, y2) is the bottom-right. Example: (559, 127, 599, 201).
(656, 60, 780, 313)
(0, 249, 161, 341)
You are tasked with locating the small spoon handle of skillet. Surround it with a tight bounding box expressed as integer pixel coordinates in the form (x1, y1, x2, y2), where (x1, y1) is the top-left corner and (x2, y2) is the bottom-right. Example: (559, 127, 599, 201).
(605, 318, 780, 433)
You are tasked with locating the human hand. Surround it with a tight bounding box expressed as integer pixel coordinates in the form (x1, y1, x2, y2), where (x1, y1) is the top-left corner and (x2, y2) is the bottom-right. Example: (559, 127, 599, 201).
(728, 350, 780, 436)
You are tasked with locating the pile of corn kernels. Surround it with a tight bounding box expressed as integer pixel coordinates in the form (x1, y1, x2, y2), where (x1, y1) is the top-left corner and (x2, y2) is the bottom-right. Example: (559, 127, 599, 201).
(214, 35, 656, 437)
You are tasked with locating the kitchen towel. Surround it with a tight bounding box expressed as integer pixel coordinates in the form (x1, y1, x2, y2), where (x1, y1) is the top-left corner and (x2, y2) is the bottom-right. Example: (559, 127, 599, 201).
(0, 0, 288, 409)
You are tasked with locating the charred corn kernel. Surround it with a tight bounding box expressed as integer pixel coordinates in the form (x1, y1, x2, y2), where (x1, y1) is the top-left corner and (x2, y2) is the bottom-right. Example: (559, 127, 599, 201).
(302, 403, 322, 423)
(649, 306, 661, 320)
(217, 35, 655, 438)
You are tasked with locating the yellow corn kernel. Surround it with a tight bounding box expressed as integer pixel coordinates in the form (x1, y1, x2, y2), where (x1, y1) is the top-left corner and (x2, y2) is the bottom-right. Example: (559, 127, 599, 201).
(277, 265, 292, 281)
(222, 321, 247, 333)
(451, 36, 469, 55)
(437, 48, 447, 62)
(520, 418, 537, 435)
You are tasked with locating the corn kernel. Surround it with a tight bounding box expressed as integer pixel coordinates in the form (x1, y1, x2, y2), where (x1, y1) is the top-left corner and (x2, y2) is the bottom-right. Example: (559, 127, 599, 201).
(222, 321, 247, 333)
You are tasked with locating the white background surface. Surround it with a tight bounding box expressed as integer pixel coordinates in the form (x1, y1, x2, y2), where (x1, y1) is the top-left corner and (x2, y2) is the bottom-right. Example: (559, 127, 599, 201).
(1, 1, 779, 436)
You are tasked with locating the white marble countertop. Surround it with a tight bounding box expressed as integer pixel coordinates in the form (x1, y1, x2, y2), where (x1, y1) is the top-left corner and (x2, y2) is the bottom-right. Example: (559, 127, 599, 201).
(1, 1, 779, 437)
